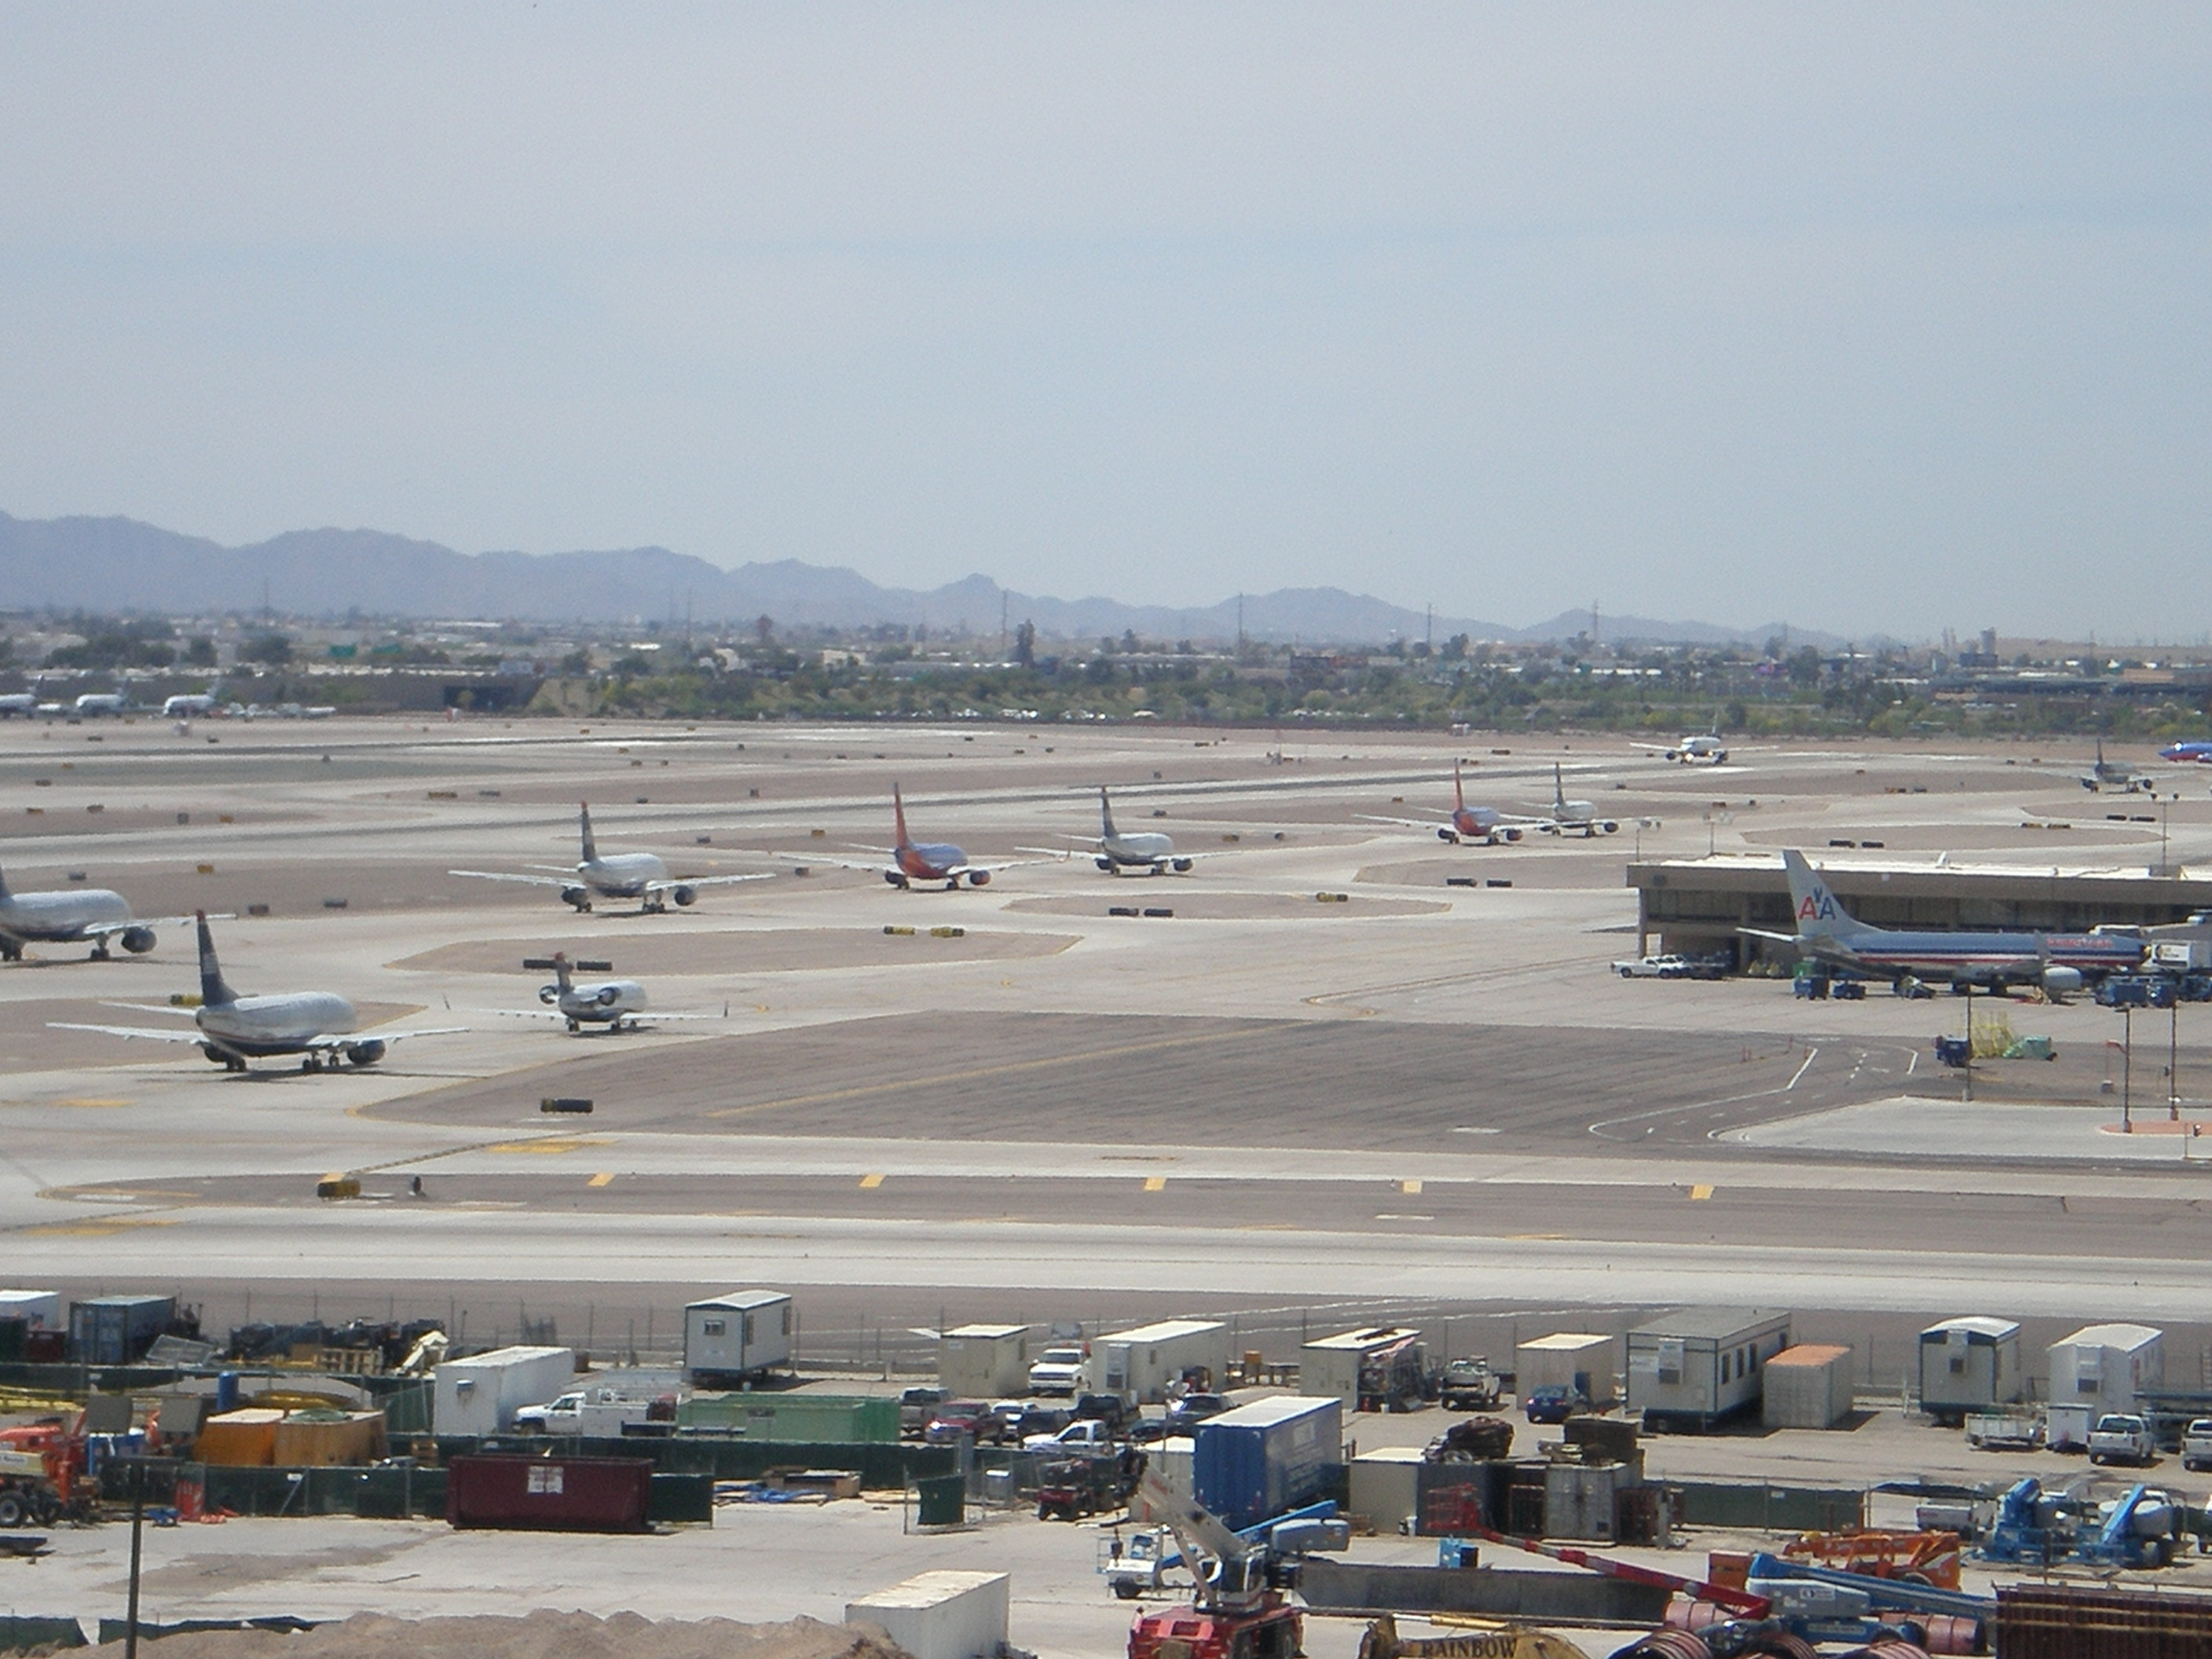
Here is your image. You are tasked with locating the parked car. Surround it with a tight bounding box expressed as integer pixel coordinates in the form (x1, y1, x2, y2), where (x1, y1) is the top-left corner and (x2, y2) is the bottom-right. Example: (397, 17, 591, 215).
(1072, 1392, 1130, 1431)
(987, 1400, 1032, 1441)
(1523, 1385, 1589, 1425)
(924, 1400, 997, 1445)
(1027, 1345, 1087, 1395)
(1013, 1404, 1074, 1441)
(1024, 1418, 1118, 1453)
(1611, 954, 1709, 980)
(2089, 1413, 2158, 1467)
(1131, 1394, 1230, 1444)
(898, 1386, 950, 1439)
(1439, 1358, 1502, 1412)
(2183, 1419, 2212, 1473)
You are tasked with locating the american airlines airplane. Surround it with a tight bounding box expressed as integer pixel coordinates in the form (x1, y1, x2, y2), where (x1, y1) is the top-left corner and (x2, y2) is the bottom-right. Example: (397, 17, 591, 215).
(782, 784, 1048, 889)
(494, 952, 726, 1034)
(51, 913, 465, 1071)
(453, 803, 773, 913)
(1359, 761, 1528, 846)
(0, 866, 207, 962)
(1746, 848, 2142, 995)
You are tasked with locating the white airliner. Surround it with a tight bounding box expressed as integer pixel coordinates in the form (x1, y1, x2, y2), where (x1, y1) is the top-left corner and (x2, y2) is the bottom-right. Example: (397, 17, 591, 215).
(0, 693, 42, 719)
(1632, 717, 1732, 764)
(493, 952, 726, 1034)
(1023, 788, 1196, 874)
(1533, 764, 1620, 837)
(453, 802, 773, 913)
(74, 693, 131, 716)
(162, 689, 224, 719)
(51, 913, 464, 1072)
(777, 784, 1049, 890)
(0, 866, 210, 962)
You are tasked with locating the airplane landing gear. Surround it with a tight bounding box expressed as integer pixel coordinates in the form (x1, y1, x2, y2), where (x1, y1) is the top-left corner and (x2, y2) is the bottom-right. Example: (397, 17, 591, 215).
(90, 943, 112, 961)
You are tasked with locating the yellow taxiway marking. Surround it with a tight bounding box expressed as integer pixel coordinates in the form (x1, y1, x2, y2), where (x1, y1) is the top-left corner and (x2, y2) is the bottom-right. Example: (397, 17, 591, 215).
(704, 1027, 1258, 1122)
(1689, 1184, 1715, 1201)
(53, 1097, 134, 1109)
(1142, 1175, 1167, 1192)
(21, 1217, 178, 1239)
(859, 1173, 885, 1189)
(1401, 1178, 1423, 1195)
(588, 1172, 615, 1188)
(487, 1137, 611, 1155)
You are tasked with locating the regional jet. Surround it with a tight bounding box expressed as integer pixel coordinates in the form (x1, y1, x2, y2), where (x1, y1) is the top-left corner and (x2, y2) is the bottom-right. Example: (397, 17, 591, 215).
(0, 865, 211, 962)
(494, 952, 725, 1034)
(1744, 848, 2142, 995)
(453, 802, 773, 914)
(1024, 787, 1196, 873)
(1358, 762, 1527, 846)
(50, 913, 465, 1071)
(782, 784, 1048, 889)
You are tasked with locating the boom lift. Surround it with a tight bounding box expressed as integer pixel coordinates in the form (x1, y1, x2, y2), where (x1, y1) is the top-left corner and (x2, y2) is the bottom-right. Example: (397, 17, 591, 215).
(1122, 1468, 1346, 1659)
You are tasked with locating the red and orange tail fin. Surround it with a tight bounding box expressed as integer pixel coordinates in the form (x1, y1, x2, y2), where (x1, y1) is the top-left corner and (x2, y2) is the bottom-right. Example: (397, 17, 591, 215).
(892, 783, 910, 850)
(1453, 760, 1465, 812)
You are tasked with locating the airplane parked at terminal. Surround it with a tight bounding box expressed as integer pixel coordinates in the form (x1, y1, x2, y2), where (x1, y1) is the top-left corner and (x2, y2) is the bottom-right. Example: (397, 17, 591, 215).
(453, 803, 772, 913)
(782, 784, 1047, 890)
(1024, 788, 1196, 873)
(1359, 762, 1527, 846)
(2080, 738, 2155, 793)
(73, 692, 131, 716)
(1534, 764, 1620, 837)
(496, 952, 725, 1034)
(0, 865, 207, 962)
(2160, 741, 2212, 764)
(0, 692, 42, 719)
(51, 913, 464, 1071)
(162, 687, 225, 719)
(1745, 848, 2143, 995)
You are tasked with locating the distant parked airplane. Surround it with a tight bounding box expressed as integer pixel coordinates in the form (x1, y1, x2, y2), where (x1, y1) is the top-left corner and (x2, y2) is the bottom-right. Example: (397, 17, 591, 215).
(1359, 762, 1528, 846)
(73, 693, 130, 717)
(782, 784, 1049, 889)
(1744, 848, 2141, 995)
(51, 913, 464, 1071)
(0, 865, 207, 963)
(454, 802, 773, 913)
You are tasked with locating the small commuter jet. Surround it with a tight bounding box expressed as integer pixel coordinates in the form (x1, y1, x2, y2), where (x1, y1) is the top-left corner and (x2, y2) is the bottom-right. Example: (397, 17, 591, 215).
(453, 802, 773, 913)
(0, 865, 211, 962)
(782, 784, 1048, 889)
(1359, 761, 1528, 846)
(2079, 738, 2155, 793)
(1533, 764, 1620, 837)
(495, 952, 725, 1034)
(1024, 787, 1196, 874)
(50, 913, 465, 1071)
(1742, 848, 2141, 995)
(2159, 740, 2212, 764)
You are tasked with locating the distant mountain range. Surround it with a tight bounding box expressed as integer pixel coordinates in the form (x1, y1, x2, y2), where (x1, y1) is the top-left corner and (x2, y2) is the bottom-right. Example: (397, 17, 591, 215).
(0, 510, 1841, 649)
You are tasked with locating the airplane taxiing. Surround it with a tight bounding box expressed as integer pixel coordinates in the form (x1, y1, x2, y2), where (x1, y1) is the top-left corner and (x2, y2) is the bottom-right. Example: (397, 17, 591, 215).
(1632, 715, 1731, 764)
(2160, 740, 2212, 764)
(51, 913, 465, 1071)
(1359, 761, 1527, 846)
(782, 784, 1049, 889)
(1745, 848, 2142, 995)
(454, 803, 773, 914)
(1533, 764, 1621, 838)
(0, 865, 209, 963)
(2080, 738, 2155, 793)
(1024, 787, 1196, 874)
(496, 952, 725, 1034)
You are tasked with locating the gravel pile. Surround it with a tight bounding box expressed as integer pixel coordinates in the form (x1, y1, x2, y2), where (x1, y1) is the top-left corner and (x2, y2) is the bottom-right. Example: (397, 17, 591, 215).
(126, 1611, 914, 1659)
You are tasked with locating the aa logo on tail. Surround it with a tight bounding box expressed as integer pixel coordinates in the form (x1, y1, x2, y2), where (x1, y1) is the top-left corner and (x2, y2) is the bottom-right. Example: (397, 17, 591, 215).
(1798, 892, 1837, 922)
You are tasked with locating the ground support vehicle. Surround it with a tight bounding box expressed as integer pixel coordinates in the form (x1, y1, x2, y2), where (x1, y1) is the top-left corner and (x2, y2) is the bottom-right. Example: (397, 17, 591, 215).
(1438, 1358, 1502, 1412)
(2181, 1418, 2212, 1472)
(1977, 1477, 2182, 1570)
(1038, 1454, 1124, 1522)
(0, 1448, 61, 1527)
(2088, 1413, 2157, 1467)
(898, 1386, 950, 1438)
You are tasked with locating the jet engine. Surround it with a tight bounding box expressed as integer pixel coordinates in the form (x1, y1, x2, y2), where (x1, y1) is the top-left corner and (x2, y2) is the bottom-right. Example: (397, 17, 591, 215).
(2042, 966, 2085, 996)
(560, 885, 591, 910)
(1596, 819, 1620, 835)
(1437, 829, 1459, 843)
(120, 927, 157, 954)
(1171, 858, 1193, 872)
(539, 984, 561, 1005)
(1097, 857, 1115, 871)
(672, 885, 698, 906)
(968, 870, 993, 886)
(596, 985, 622, 1006)
(344, 1040, 387, 1067)
(1500, 827, 1524, 843)
(884, 871, 908, 888)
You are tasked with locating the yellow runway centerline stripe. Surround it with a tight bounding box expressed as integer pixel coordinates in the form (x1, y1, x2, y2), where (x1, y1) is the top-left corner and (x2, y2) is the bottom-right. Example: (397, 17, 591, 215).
(488, 1137, 611, 1155)
(1142, 1175, 1167, 1192)
(704, 1027, 1261, 1122)
(859, 1173, 885, 1189)
(588, 1172, 614, 1188)
(1689, 1184, 1715, 1201)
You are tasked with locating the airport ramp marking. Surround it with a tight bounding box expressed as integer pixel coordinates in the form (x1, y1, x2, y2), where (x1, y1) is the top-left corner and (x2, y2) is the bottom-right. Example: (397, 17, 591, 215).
(1401, 1178, 1423, 1194)
(1142, 1175, 1168, 1192)
(487, 1137, 611, 1155)
(859, 1173, 884, 1189)
(19, 1216, 178, 1239)
(1690, 1185, 1714, 1201)
(702, 1027, 1265, 1122)
(588, 1172, 615, 1188)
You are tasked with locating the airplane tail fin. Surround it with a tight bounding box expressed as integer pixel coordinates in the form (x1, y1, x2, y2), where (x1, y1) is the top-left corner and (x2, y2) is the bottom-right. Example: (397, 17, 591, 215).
(1099, 787, 1119, 840)
(1781, 850, 1869, 944)
(1553, 763, 1569, 816)
(892, 784, 911, 851)
(551, 951, 573, 993)
(0, 864, 11, 902)
(196, 910, 238, 1006)
(1453, 762, 1466, 813)
(579, 803, 599, 863)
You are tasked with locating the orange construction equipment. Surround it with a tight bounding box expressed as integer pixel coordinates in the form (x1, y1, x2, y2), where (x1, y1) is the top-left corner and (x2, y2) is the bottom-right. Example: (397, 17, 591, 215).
(1781, 1531, 1963, 1591)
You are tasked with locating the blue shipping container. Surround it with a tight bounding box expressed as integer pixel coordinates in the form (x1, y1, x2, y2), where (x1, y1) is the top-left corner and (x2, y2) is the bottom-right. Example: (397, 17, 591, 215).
(1192, 1395, 1341, 1528)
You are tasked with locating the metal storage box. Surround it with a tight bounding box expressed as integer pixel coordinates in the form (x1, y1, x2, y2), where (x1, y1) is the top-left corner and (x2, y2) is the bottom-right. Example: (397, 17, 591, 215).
(1761, 1344, 1854, 1429)
(938, 1324, 1032, 1398)
(1917, 1317, 2023, 1423)
(1192, 1393, 1341, 1529)
(676, 1392, 897, 1441)
(68, 1295, 174, 1364)
(446, 1454, 651, 1532)
(2047, 1323, 2163, 1416)
(432, 1345, 578, 1437)
(1089, 1319, 1229, 1404)
(1626, 1308, 1791, 1432)
(1348, 1446, 1424, 1534)
(683, 1291, 793, 1384)
(1514, 1333, 1619, 1407)
(846, 1570, 1009, 1659)
(0, 1291, 61, 1330)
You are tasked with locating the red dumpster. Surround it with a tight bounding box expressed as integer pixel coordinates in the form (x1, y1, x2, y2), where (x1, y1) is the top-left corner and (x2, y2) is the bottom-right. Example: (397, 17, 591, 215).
(446, 1455, 652, 1533)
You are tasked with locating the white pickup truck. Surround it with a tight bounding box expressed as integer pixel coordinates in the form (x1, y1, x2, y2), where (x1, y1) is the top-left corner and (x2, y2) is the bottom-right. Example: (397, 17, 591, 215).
(2181, 1419, 2212, 1472)
(2088, 1412, 2158, 1467)
(513, 1386, 673, 1437)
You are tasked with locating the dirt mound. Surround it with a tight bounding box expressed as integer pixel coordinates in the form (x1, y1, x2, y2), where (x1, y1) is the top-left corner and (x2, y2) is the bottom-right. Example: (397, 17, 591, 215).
(133, 1611, 912, 1659)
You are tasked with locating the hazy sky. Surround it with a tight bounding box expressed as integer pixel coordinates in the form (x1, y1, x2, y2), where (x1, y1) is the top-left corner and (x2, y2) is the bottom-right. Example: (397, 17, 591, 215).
(2, 5, 2207, 639)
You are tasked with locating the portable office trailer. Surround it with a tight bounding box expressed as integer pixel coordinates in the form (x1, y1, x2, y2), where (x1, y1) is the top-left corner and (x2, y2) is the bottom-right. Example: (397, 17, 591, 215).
(68, 1295, 174, 1364)
(2048, 1323, 2163, 1416)
(1348, 1446, 1426, 1535)
(938, 1324, 1032, 1398)
(0, 1291, 60, 1330)
(1087, 1319, 1229, 1404)
(683, 1291, 793, 1384)
(1193, 1394, 1342, 1529)
(1762, 1344, 1854, 1430)
(433, 1345, 578, 1437)
(1301, 1327, 1423, 1412)
(1626, 1308, 1791, 1432)
(1515, 1333, 1620, 1407)
(1917, 1317, 2023, 1423)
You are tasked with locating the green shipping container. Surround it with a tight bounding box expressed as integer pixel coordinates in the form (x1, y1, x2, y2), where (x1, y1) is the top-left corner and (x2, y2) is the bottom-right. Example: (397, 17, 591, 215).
(676, 1393, 897, 1443)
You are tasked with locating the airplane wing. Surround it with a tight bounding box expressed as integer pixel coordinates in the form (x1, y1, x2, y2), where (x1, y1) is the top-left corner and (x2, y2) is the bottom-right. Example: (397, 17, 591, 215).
(643, 873, 775, 894)
(451, 869, 575, 888)
(1738, 927, 1802, 944)
(97, 1002, 201, 1017)
(49, 1021, 211, 1044)
(768, 851, 888, 873)
(80, 911, 235, 939)
(1014, 844, 1083, 859)
(945, 856, 1057, 877)
(1354, 814, 1449, 832)
(300, 1026, 469, 1049)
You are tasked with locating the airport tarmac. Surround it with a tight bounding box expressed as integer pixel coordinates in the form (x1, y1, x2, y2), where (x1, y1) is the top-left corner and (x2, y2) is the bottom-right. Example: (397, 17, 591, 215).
(4, 716, 2212, 1357)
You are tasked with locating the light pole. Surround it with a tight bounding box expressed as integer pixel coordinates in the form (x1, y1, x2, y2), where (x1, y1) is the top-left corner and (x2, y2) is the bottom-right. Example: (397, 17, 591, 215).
(2122, 1003, 2134, 1133)
(2173, 994, 2182, 1122)
(1961, 983, 1974, 1104)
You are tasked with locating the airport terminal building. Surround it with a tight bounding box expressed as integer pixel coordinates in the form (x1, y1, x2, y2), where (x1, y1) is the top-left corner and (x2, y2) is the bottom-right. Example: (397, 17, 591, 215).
(1628, 852, 2212, 967)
